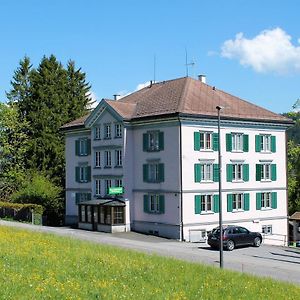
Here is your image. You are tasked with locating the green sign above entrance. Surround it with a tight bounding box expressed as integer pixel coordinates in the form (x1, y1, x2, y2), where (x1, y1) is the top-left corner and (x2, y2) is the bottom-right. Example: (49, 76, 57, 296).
(108, 187, 124, 195)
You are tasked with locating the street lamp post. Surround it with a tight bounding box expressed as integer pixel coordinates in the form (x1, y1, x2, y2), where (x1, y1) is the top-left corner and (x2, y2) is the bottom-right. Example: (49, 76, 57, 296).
(216, 105, 223, 269)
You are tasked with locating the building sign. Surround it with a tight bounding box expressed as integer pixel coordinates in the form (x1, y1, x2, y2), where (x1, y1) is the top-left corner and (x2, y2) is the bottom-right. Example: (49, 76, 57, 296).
(108, 187, 124, 195)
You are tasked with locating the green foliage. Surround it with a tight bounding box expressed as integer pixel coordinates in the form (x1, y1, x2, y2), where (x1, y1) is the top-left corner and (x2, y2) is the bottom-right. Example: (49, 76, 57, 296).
(283, 111, 300, 144)
(287, 140, 300, 214)
(0, 201, 44, 216)
(11, 172, 63, 212)
(0, 226, 299, 299)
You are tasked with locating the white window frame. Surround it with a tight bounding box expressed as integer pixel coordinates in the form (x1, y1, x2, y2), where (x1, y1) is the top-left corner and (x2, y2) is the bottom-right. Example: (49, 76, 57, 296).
(104, 151, 111, 168)
(232, 193, 244, 211)
(76, 193, 89, 205)
(199, 132, 212, 150)
(262, 225, 272, 235)
(115, 123, 122, 138)
(115, 150, 122, 167)
(115, 179, 123, 188)
(95, 179, 101, 196)
(104, 124, 111, 139)
(148, 163, 159, 182)
(148, 131, 159, 151)
(261, 192, 271, 209)
(149, 194, 160, 213)
(79, 166, 88, 182)
(260, 135, 271, 152)
(261, 163, 271, 181)
(200, 163, 213, 182)
(232, 133, 243, 152)
(94, 126, 101, 140)
(79, 139, 88, 156)
(232, 164, 243, 181)
(200, 195, 212, 213)
(95, 151, 101, 168)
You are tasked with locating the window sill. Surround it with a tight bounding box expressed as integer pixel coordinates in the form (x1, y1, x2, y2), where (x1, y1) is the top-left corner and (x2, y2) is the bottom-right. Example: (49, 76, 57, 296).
(199, 180, 214, 183)
(232, 180, 244, 183)
(103, 137, 111, 140)
(94, 138, 101, 141)
(261, 207, 273, 211)
(114, 136, 122, 139)
(259, 151, 272, 154)
(114, 166, 123, 169)
(231, 150, 243, 153)
(260, 179, 272, 182)
(200, 211, 214, 215)
(199, 149, 214, 152)
(104, 166, 112, 169)
(146, 149, 161, 152)
(232, 209, 244, 213)
(94, 166, 101, 169)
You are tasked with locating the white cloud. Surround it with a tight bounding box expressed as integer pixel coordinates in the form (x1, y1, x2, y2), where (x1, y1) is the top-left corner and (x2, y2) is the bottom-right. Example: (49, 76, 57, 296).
(221, 27, 300, 74)
(118, 81, 151, 99)
(86, 91, 99, 108)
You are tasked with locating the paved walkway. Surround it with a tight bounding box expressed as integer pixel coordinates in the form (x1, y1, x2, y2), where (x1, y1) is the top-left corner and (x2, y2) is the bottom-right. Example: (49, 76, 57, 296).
(1, 220, 300, 286)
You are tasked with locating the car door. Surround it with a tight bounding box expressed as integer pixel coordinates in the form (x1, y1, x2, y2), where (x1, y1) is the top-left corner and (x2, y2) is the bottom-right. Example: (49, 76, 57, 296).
(238, 227, 251, 245)
(231, 227, 243, 246)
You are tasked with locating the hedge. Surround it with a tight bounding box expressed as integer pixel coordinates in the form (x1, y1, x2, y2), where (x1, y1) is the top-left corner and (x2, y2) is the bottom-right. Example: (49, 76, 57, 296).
(0, 201, 44, 224)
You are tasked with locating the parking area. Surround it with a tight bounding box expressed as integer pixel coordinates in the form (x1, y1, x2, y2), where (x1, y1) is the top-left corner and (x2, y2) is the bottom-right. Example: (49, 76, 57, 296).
(1, 220, 300, 285)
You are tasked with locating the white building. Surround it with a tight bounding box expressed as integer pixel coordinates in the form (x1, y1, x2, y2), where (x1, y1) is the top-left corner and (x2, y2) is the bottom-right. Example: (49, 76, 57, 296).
(62, 76, 293, 246)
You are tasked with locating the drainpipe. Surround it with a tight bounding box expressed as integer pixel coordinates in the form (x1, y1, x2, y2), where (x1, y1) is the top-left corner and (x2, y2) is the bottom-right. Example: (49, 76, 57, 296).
(179, 117, 184, 241)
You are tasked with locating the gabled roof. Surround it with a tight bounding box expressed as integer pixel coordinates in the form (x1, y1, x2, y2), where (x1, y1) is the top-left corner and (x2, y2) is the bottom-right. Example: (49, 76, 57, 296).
(62, 77, 293, 130)
(61, 113, 90, 130)
(290, 212, 300, 220)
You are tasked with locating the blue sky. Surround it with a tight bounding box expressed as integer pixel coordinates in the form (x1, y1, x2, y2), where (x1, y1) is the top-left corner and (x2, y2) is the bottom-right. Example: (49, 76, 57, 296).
(1, 0, 300, 113)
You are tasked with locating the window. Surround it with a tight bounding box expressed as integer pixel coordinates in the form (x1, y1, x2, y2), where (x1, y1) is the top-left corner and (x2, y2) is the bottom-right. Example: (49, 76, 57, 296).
(75, 139, 90, 156)
(95, 151, 101, 167)
(256, 164, 276, 181)
(94, 126, 101, 140)
(144, 194, 165, 214)
(104, 151, 111, 168)
(114, 207, 125, 224)
(232, 193, 243, 210)
(104, 124, 111, 139)
(105, 179, 112, 195)
(115, 123, 122, 138)
(95, 179, 101, 196)
(115, 150, 122, 167)
(261, 192, 271, 208)
(200, 195, 212, 212)
(232, 164, 243, 181)
(256, 135, 276, 153)
(143, 131, 164, 152)
(201, 163, 213, 181)
(76, 193, 91, 204)
(143, 163, 164, 183)
(232, 133, 243, 151)
(115, 179, 123, 187)
(75, 166, 91, 183)
(80, 206, 86, 222)
(86, 206, 92, 223)
(262, 225, 272, 235)
(200, 132, 212, 150)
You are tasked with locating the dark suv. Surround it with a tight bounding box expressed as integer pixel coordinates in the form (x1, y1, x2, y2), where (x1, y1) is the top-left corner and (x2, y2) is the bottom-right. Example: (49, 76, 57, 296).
(207, 225, 262, 251)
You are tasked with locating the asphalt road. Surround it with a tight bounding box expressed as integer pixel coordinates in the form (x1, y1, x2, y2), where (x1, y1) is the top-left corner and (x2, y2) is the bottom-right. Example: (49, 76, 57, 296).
(1, 220, 300, 286)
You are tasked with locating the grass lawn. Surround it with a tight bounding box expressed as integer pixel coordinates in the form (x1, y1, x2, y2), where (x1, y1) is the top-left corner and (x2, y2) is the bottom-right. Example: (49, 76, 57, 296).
(0, 226, 299, 299)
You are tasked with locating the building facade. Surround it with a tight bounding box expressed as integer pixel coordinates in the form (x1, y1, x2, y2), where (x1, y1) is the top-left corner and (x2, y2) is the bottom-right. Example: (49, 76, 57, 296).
(62, 77, 293, 246)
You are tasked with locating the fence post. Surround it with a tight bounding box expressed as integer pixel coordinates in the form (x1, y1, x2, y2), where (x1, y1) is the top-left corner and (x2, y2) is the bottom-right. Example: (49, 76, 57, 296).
(31, 209, 34, 225)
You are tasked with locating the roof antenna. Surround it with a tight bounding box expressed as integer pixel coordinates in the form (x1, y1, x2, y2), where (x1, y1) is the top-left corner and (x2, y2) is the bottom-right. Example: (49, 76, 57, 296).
(153, 54, 156, 83)
(185, 48, 195, 77)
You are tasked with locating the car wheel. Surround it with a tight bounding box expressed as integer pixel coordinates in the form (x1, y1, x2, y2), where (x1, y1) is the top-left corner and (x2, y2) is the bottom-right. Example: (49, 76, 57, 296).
(227, 240, 235, 251)
(253, 237, 261, 247)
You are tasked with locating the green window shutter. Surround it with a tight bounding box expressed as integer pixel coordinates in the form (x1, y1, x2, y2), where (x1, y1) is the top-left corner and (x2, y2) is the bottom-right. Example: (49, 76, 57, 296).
(194, 132, 200, 151)
(212, 133, 219, 151)
(271, 136, 276, 153)
(75, 193, 80, 204)
(87, 193, 91, 201)
(194, 195, 201, 214)
(87, 166, 91, 182)
(243, 135, 249, 152)
(227, 194, 233, 212)
(143, 133, 148, 151)
(271, 192, 277, 209)
(256, 193, 261, 210)
(255, 135, 261, 152)
(87, 139, 91, 155)
(159, 195, 165, 213)
(271, 164, 277, 181)
(256, 164, 262, 181)
(143, 164, 148, 182)
(243, 193, 250, 211)
(213, 164, 219, 182)
(75, 167, 80, 182)
(159, 132, 164, 151)
(226, 133, 232, 152)
(143, 195, 149, 213)
(158, 163, 164, 182)
(213, 195, 219, 213)
(75, 140, 80, 156)
(243, 164, 249, 182)
(226, 164, 233, 182)
(194, 164, 201, 182)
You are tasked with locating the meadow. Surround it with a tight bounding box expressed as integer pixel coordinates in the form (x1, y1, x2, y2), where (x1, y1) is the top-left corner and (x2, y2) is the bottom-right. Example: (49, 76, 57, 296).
(0, 225, 299, 299)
